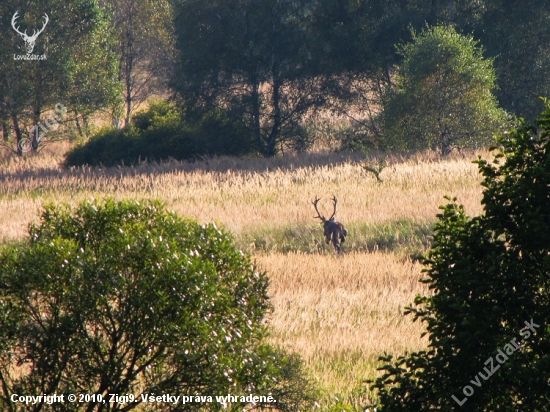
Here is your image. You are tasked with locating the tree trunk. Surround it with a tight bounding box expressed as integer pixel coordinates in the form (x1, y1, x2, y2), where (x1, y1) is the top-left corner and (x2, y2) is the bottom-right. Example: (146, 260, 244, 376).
(125, 68, 132, 126)
(82, 114, 90, 138)
(32, 79, 44, 151)
(265, 79, 281, 158)
(32, 109, 41, 151)
(251, 81, 264, 155)
(74, 109, 84, 138)
(1, 118, 8, 142)
(11, 112, 24, 156)
(123, 15, 134, 127)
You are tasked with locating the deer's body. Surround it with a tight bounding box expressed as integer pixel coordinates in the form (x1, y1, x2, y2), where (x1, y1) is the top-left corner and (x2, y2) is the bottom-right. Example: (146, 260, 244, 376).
(313, 195, 348, 252)
(323, 219, 348, 250)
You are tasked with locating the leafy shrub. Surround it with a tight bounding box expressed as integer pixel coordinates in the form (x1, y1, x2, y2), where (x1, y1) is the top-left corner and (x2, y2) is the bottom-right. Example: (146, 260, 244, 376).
(64, 100, 256, 167)
(381, 26, 511, 154)
(131, 99, 180, 131)
(0, 199, 316, 411)
(371, 100, 550, 410)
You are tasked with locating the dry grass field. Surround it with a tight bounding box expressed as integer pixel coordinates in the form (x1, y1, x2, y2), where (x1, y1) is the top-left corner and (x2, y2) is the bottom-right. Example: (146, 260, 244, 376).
(0, 144, 491, 405)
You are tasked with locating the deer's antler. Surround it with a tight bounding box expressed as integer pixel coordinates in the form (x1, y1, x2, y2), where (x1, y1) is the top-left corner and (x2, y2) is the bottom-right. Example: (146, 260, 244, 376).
(328, 195, 338, 220)
(32, 13, 49, 40)
(11, 11, 48, 41)
(312, 196, 325, 222)
(11, 11, 27, 38)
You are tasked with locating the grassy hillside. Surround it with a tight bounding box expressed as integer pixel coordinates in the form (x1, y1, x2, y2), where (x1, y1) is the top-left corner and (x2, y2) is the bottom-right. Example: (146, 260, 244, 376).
(0, 145, 490, 405)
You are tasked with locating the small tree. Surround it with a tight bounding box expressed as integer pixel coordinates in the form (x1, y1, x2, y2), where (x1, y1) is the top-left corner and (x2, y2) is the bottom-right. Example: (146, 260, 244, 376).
(382, 25, 510, 154)
(0, 199, 315, 411)
(105, 0, 176, 127)
(371, 100, 550, 410)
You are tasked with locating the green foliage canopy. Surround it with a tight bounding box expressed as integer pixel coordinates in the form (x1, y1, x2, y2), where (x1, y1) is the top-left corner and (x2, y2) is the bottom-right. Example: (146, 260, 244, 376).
(372, 100, 550, 410)
(0, 199, 293, 411)
(472, 0, 550, 122)
(172, 0, 322, 157)
(382, 25, 510, 154)
(0, 0, 120, 154)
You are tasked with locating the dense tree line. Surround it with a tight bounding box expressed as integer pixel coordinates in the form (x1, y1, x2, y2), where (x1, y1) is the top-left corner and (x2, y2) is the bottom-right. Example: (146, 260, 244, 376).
(1, 0, 550, 159)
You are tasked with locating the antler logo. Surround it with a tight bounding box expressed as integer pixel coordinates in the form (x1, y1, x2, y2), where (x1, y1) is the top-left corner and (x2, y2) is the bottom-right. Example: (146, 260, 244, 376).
(11, 11, 49, 55)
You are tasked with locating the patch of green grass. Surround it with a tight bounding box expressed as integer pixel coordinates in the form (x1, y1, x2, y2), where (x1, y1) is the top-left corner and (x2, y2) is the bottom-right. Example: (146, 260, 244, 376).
(308, 350, 380, 410)
(236, 218, 434, 257)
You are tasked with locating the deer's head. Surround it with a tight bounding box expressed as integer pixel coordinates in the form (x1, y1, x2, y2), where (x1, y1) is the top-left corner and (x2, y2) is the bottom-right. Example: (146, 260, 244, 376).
(12, 11, 49, 55)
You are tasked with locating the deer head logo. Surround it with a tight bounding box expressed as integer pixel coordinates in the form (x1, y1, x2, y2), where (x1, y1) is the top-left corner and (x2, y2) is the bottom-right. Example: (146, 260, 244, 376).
(312, 195, 348, 252)
(12, 11, 49, 55)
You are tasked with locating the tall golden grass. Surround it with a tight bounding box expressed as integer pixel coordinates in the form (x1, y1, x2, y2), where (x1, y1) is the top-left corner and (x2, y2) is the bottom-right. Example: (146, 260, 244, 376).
(257, 251, 428, 398)
(0, 145, 486, 241)
(0, 144, 492, 400)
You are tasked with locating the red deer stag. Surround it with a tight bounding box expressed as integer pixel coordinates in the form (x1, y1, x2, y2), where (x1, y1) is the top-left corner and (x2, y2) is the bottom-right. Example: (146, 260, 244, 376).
(312, 195, 348, 252)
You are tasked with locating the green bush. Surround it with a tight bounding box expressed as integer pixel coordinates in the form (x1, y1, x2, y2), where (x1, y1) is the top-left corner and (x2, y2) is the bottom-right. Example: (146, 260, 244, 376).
(381, 26, 511, 154)
(64, 100, 256, 167)
(371, 100, 550, 410)
(0, 199, 316, 411)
